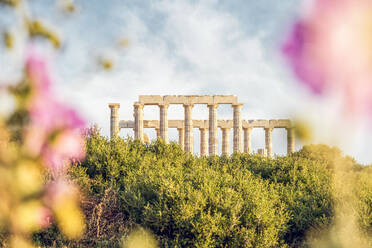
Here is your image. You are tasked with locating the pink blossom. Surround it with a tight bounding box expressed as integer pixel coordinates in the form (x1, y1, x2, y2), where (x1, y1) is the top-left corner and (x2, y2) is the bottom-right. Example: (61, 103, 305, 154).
(42, 129, 86, 174)
(45, 178, 78, 207)
(29, 98, 85, 133)
(24, 52, 86, 173)
(36, 207, 53, 229)
(282, 0, 372, 116)
(26, 51, 52, 97)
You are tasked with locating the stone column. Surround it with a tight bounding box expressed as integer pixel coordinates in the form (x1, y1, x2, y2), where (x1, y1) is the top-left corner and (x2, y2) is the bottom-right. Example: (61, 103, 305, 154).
(264, 128, 273, 158)
(159, 104, 169, 143)
(221, 128, 230, 156)
(243, 127, 252, 154)
(177, 128, 185, 150)
(208, 104, 218, 155)
(199, 128, 208, 156)
(108, 103, 120, 139)
(133, 102, 144, 142)
(184, 104, 194, 153)
(144, 134, 150, 144)
(286, 127, 295, 154)
(155, 128, 160, 139)
(258, 148, 267, 156)
(233, 104, 243, 153)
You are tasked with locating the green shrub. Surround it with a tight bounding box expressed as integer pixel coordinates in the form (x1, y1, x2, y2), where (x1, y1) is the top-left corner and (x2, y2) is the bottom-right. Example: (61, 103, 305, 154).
(33, 131, 372, 247)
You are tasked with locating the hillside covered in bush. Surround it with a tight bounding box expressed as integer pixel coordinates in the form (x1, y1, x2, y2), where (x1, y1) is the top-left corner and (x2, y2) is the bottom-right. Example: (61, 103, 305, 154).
(34, 130, 372, 248)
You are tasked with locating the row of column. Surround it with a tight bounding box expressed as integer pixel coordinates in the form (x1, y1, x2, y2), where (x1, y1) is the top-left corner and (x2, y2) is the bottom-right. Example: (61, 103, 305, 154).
(131, 102, 244, 156)
(153, 126, 295, 157)
(109, 103, 295, 157)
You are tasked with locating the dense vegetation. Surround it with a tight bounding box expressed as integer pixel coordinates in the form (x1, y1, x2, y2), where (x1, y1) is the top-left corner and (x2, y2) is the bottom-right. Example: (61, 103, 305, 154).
(33, 130, 372, 247)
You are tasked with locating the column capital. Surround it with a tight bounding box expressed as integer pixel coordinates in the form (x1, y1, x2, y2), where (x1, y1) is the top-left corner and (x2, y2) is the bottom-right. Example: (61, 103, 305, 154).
(264, 127, 274, 131)
(243, 126, 253, 131)
(158, 103, 169, 108)
(177, 127, 184, 131)
(207, 103, 218, 108)
(183, 103, 194, 108)
(133, 102, 144, 109)
(232, 103, 243, 108)
(108, 103, 120, 108)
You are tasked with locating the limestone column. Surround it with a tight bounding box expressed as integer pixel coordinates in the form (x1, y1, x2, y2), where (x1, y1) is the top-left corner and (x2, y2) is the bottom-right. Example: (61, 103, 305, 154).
(144, 134, 150, 144)
(221, 128, 230, 156)
(208, 104, 218, 155)
(177, 128, 185, 150)
(159, 104, 169, 143)
(155, 128, 160, 139)
(243, 127, 252, 154)
(108, 103, 120, 139)
(133, 102, 144, 142)
(184, 104, 194, 153)
(286, 127, 295, 154)
(264, 128, 273, 158)
(199, 128, 208, 156)
(258, 148, 267, 156)
(233, 104, 243, 153)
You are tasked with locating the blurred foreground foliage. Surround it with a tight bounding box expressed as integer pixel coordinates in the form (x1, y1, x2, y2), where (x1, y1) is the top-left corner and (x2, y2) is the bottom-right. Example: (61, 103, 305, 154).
(31, 129, 372, 248)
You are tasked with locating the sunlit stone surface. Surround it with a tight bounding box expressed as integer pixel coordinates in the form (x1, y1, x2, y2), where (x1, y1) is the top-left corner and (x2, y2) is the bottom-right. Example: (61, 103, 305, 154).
(109, 95, 294, 157)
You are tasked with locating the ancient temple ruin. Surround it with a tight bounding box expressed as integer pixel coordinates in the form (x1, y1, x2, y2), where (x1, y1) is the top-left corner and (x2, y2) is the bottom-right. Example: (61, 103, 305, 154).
(109, 95, 295, 157)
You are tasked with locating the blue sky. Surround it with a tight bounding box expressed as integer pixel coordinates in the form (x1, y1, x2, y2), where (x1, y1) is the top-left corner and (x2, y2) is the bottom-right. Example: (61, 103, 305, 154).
(1, 0, 372, 163)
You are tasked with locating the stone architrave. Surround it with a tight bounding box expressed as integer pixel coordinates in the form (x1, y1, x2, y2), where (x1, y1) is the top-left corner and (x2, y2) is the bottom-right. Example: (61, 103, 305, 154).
(114, 95, 295, 157)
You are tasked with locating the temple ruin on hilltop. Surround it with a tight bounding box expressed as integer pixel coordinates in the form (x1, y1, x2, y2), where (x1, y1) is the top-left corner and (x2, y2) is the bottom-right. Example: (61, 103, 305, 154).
(108, 95, 295, 157)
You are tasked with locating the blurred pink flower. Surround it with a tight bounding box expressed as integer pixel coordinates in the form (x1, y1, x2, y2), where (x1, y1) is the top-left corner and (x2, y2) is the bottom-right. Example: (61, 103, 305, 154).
(24, 52, 86, 173)
(42, 129, 86, 174)
(282, 0, 372, 116)
(26, 51, 52, 98)
(45, 178, 85, 238)
(37, 206, 53, 229)
(45, 178, 77, 206)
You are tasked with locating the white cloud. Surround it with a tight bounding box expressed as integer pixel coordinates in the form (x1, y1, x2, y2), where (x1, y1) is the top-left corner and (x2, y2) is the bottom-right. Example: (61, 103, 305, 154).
(51, 0, 372, 162)
(57, 0, 301, 156)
